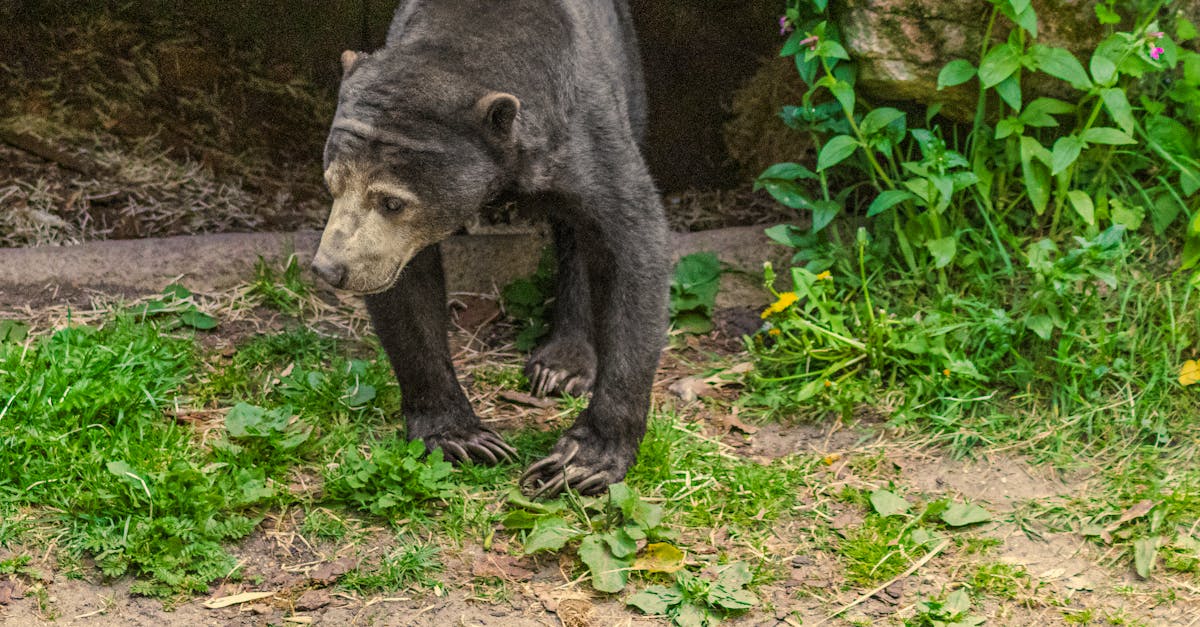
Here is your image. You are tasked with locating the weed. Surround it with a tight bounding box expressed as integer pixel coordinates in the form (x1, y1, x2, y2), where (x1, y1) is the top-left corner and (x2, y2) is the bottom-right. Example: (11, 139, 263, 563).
(323, 437, 456, 523)
(969, 562, 1029, 599)
(300, 508, 352, 542)
(670, 252, 723, 334)
(340, 540, 442, 593)
(905, 589, 984, 627)
(507, 482, 677, 593)
(627, 562, 758, 626)
(500, 247, 556, 350)
(248, 254, 310, 314)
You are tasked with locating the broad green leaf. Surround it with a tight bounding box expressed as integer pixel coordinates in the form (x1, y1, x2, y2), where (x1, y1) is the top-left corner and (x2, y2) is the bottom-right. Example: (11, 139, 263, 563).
(1149, 192, 1181, 235)
(0, 320, 29, 344)
(715, 561, 754, 588)
(810, 200, 842, 233)
(926, 236, 957, 269)
(1081, 127, 1135, 145)
(941, 502, 992, 526)
(1090, 52, 1118, 85)
(1020, 136, 1052, 214)
(764, 224, 809, 248)
(1030, 45, 1093, 90)
(995, 74, 1022, 111)
(1111, 199, 1145, 231)
(979, 43, 1020, 88)
(523, 516, 583, 554)
(602, 530, 639, 559)
(500, 509, 542, 530)
(710, 586, 758, 611)
(179, 309, 218, 330)
(1067, 190, 1095, 225)
(870, 489, 911, 517)
(1134, 536, 1158, 578)
(1026, 314, 1054, 339)
(817, 135, 859, 171)
(162, 283, 193, 299)
(867, 190, 914, 217)
(1099, 88, 1135, 134)
(830, 79, 855, 114)
(1179, 17, 1198, 41)
(758, 162, 818, 182)
(937, 59, 977, 89)
(579, 535, 629, 593)
(1094, 2, 1120, 24)
(995, 117, 1024, 139)
(1020, 97, 1075, 127)
(632, 542, 685, 573)
(344, 384, 376, 407)
(946, 589, 972, 614)
(1050, 135, 1085, 175)
(861, 107, 907, 135)
(626, 585, 682, 615)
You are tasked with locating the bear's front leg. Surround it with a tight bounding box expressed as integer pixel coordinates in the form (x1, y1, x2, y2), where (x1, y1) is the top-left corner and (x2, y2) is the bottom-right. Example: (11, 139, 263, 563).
(366, 244, 516, 464)
(521, 173, 669, 497)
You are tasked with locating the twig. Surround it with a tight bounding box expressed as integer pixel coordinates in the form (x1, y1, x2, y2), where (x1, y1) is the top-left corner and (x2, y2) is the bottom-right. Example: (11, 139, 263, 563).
(0, 127, 111, 177)
(825, 539, 951, 621)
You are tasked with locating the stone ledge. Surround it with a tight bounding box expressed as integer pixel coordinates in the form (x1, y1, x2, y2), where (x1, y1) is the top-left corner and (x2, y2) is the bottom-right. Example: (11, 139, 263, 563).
(0, 225, 788, 308)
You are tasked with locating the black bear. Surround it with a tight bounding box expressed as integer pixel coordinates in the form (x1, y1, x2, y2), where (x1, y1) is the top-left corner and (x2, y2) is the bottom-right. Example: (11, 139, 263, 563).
(311, 0, 668, 497)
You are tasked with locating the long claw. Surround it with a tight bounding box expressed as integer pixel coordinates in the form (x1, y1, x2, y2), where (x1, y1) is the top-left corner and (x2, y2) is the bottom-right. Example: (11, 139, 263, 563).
(465, 442, 499, 464)
(531, 474, 566, 500)
(544, 371, 565, 396)
(442, 441, 469, 464)
(482, 433, 518, 460)
(520, 440, 580, 485)
(531, 365, 547, 397)
(574, 475, 608, 495)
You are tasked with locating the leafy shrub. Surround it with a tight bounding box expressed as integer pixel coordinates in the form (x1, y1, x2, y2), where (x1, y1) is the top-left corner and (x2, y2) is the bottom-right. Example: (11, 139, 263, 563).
(324, 438, 455, 521)
(670, 252, 722, 334)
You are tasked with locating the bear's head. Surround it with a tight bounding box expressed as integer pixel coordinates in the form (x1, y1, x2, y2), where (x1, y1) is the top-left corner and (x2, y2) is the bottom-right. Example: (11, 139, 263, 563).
(312, 50, 521, 293)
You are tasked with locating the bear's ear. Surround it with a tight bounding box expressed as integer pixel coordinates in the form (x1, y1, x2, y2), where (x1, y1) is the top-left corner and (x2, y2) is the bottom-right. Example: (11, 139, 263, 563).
(476, 92, 521, 140)
(340, 50, 368, 79)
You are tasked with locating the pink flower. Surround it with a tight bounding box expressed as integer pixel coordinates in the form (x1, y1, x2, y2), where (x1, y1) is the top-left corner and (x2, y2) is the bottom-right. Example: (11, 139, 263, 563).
(1151, 46, 1164, 60)
(1148, 31, 1165, 39)
(800, 35, 820, 51)
(779, 16, 793, 36)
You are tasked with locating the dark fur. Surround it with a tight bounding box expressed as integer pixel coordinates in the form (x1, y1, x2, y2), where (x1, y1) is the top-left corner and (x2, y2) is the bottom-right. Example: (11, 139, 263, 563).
(320, 0, 668, 495)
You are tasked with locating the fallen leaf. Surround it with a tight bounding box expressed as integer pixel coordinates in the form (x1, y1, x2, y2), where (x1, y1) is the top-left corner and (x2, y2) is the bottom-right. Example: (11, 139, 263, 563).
(471, 553, 535, 581)
(498, 390, 557, 409)
(632, 542, 685, 573)
(293, 588, 332, 611)
(718, 414, 758, 435)
(1110, 499, 1157, 530)
(283, 617, 314, 625)
(668, 376, 713, 402)
(1180, 359, 1200, 386)
(202, 591, 276, 609)
(309, 556, 358, 585)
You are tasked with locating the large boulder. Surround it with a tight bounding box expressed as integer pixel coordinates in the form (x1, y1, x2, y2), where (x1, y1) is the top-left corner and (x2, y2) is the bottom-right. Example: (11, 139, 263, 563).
(831, 0, 1200, 119)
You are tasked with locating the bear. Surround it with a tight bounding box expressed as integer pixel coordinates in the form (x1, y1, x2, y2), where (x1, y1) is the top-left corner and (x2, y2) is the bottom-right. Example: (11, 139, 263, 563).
(310, 0, 668, 497)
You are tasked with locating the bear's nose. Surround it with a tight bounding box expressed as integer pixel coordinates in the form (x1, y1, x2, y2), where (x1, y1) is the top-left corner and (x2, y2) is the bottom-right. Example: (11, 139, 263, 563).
(312, 258, 348, 288)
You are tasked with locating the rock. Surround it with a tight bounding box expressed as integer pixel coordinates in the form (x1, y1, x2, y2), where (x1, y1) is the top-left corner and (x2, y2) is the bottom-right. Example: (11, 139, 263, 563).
(293, 588, 332, 612)
(831, 0, 1200, 120)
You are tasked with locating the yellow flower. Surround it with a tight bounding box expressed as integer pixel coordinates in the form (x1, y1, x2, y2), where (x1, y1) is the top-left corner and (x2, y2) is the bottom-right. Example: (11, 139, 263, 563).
(823, 379, 832, 388)
(816, 270, 832, 281)
(943, 368, 951, 377)
(761, 292, 799, 318)
(1180, 359, 1200, 386)
(768, 328, 781, 336)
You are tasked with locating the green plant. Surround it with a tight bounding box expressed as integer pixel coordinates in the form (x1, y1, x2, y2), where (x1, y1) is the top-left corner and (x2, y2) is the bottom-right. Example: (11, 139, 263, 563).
(248, 254, 310, 314)
(905, 589, 984, 627)
(670, 252, 722, 334)
(132, 283, 218, 330)
(501, 247, 556, 350)
(626, 562, 759, 627)
(339, 540, 442, 592)
(770, 0, 1198, 278)
(505, 483, 677, 593)
(324, 438, 455, 521)
(212, 402, 314, 472)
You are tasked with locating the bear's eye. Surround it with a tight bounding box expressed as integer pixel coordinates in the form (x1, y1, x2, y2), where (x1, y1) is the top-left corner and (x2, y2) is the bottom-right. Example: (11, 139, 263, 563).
(381, 196, 407, 214)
